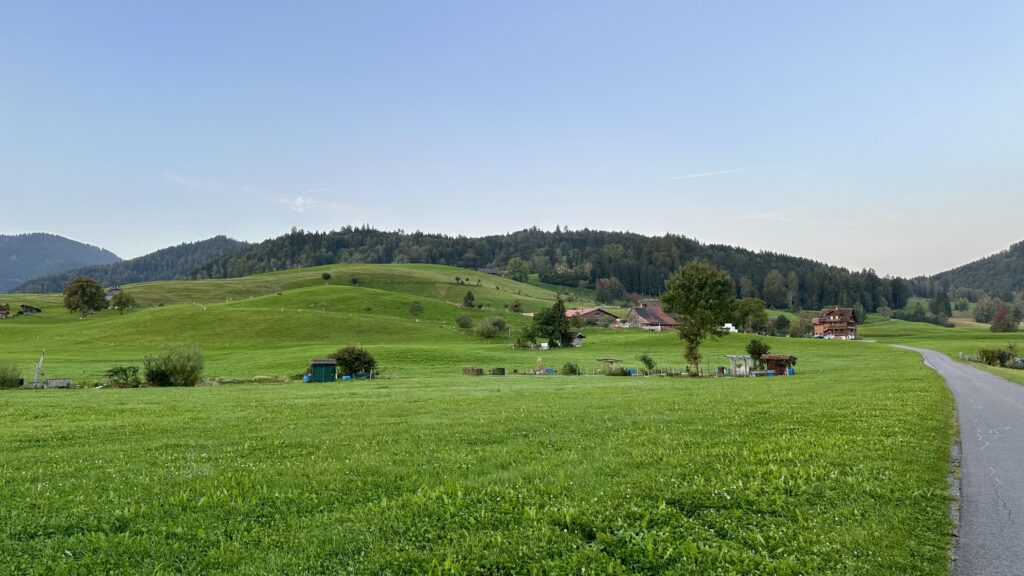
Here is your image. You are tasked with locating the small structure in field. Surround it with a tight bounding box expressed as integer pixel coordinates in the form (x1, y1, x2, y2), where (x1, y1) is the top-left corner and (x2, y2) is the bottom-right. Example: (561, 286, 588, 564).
(0, 310, 9, 319)
(761, 354, 797, 376)
(571, 332, 586, 348)
(724, 355, 755, 376)
(308, 359, 338, 382)
(565, 307, 619, 325)
(19, 305, 42, 315)
(721, 323, 739, 333)
(626, 302, 679, 332)
(812, 307, 856, 339)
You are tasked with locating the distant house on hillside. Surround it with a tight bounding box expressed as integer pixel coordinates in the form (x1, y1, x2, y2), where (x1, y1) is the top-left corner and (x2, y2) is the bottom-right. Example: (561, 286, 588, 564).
(105, 286, 123, 302)
(812, 307, 857, 339)
(626, 302, 679, 332)
(19, 304, 41, 315)
(0, 310, 9, 320)
(565, 307, 619, 325)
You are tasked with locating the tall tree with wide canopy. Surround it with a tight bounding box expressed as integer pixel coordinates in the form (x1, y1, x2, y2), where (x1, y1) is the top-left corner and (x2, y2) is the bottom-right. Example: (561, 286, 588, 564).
(662, 260, 737, 374)
(62, 276, 107, 318)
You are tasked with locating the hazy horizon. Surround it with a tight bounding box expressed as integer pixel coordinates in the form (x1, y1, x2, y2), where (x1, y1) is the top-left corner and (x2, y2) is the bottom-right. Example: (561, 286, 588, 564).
(3, 2, 1022, 278)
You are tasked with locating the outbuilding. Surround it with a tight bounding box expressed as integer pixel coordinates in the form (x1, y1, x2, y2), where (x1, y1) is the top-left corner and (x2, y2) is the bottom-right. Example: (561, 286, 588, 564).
(761, 354, 797, 376)
(308, 359, 338, 382)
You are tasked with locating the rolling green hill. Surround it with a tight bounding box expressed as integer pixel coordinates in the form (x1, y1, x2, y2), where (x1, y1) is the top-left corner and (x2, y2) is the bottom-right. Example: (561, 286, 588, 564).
(0, 233, 119, 292)
(12, 235, 249, 293)
(0, 263, 962, 573)
(931, 238, 1024, 295)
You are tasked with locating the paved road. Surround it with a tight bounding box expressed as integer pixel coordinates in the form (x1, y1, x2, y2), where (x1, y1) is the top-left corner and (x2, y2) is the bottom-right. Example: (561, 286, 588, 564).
(898, 346, 1024, 576)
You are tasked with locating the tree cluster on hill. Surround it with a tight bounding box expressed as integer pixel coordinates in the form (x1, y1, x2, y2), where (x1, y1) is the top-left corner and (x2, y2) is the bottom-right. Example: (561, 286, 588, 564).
(14, 236, 249, 293)
(190, 226, 914, 310)
(931, 239, 1024, 295)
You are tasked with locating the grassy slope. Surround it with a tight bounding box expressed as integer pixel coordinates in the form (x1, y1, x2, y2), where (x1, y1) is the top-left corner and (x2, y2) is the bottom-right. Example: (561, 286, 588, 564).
(0, 265, 956, 573)
(861, 319, 1024, 385)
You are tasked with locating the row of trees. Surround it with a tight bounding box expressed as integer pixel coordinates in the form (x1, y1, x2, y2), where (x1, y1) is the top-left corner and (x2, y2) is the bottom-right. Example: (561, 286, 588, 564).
(183, 226, 916, 311)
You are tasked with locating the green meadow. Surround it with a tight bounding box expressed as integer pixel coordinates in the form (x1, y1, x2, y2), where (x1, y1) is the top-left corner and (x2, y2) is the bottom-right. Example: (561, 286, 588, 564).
(0, 265, 964, 573)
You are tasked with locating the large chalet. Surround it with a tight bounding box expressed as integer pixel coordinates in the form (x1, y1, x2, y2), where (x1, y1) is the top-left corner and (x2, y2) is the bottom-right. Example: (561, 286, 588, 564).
(812, 307, 857, 340)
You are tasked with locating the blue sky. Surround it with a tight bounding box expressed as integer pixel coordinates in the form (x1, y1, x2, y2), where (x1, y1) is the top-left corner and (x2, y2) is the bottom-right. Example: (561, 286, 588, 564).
(2, 1, 1021, 277)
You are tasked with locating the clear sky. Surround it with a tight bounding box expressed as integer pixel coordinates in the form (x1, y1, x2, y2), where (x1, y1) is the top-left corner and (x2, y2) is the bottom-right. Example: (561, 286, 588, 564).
(2, 1, 1021, 277)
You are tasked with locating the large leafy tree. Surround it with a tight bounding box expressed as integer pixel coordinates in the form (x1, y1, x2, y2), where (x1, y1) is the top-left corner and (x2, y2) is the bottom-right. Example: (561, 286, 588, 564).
(662, 260, 737, 374)
(528, 297, 573, 348)
(110, 291, 137, 314)
(62, 276, 107, 318)
(506, 257, 530, 283)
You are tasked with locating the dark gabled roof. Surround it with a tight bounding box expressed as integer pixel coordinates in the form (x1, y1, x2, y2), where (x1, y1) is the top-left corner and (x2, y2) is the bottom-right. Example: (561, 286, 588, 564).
(819, 307, 855, 321)
(310, 358, 337, 365)
(630, 306, 679, 326)
(761, 354, 797, 361)
(565, 307, 619, 319)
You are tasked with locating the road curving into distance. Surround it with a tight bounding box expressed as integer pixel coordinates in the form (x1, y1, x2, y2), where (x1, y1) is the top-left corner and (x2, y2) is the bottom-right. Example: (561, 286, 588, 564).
(897, 346, 1024, 576)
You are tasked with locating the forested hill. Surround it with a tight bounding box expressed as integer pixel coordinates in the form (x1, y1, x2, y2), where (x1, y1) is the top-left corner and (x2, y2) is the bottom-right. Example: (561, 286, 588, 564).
(932, 240, 1024, 296)
(0, 233, 119, 292)
(13, 236, 250, 293)
(194, 227, 914, 311)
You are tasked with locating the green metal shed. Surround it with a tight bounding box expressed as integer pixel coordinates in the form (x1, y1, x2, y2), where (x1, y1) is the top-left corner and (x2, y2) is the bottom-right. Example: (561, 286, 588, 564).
(309, 359, 338, 382)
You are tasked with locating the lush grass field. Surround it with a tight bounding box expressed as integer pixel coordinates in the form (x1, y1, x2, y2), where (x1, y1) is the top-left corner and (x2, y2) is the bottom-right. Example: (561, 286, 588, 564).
(2, 347, 952, 574)
(0, 265, 958, 573)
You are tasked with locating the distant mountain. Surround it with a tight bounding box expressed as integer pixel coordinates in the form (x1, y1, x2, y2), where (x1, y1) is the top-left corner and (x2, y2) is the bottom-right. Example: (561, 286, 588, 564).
(193, 226, 915, 312)
(0, 233, 120, 292)
(12, 236, 251, 293)
(932, 240, 1024, 295)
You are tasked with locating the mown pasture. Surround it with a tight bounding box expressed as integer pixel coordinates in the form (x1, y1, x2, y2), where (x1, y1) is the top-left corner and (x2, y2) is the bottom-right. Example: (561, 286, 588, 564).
(0, 264, 956, 573)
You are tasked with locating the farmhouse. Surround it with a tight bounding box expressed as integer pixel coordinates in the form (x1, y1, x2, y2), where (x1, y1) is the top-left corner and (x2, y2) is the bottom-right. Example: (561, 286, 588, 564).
(19, 304, 41, 315)
(565, 307, 619, 325)
(105, 286, 123, 301)
(0, 310, 8, 319)
(626, 302, 679, 332)
(812, 307, 857, 340)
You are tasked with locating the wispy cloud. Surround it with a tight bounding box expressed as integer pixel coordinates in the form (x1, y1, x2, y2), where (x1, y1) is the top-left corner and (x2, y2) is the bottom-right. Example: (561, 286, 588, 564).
(280, 195, 318, 213)
(669, 167, 753, 180)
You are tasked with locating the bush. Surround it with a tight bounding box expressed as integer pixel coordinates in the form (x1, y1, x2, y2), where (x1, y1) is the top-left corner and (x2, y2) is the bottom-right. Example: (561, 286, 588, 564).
(456, 315, 474, 330)
(979, 348, 1014, 367)
(475, 317, 508, 339)
(144, 346, 204, 387)
(562, 362, 580, 375)
(331, 345, 377, 376)
(105, 365, 141, 388)
(0, 362, 21, 389)
(637, 353, 656, 372)
(745, 338, 771, 367)
(409, 301, 424, 317)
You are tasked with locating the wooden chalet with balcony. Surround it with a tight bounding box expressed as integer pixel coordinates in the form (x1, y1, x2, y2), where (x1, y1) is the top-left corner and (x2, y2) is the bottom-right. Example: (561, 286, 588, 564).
(812, 307, 857, 340)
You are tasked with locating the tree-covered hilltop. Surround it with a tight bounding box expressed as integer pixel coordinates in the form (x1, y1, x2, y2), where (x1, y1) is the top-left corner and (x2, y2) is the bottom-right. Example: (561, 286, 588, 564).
(0, 233, 119, 292)
(193, 226, 913, 311)
(14, 236, 249, 293)
(930, 240, 1024, 298)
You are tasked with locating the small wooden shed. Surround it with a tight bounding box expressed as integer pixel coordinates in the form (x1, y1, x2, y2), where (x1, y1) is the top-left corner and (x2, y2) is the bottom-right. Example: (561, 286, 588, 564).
(309, 359, 338, 382)
(761, 354, 797, 376)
